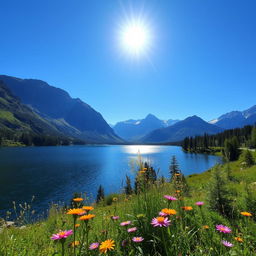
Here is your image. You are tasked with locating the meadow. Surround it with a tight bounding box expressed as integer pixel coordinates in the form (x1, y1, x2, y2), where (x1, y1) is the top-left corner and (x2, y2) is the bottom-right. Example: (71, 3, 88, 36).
(0, 153, 256, 256)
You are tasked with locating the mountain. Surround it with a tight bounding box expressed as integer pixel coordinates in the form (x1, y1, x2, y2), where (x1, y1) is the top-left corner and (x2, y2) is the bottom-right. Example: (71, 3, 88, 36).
(210, 105, 256, 129)
(0, 81, 61, 135)
(113, 114, 179, 141)
(0, 75, 122, 143)
(140, 115, 223, 143)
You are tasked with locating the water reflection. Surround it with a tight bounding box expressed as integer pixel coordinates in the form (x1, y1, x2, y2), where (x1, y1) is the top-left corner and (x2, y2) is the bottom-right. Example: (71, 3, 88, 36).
(121, 145, 164, 155)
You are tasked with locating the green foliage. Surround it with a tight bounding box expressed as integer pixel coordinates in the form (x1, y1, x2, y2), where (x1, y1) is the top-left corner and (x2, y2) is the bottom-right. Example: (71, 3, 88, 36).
(124, 175, 133, 195)
(240, 150, 255, 168)
(96, 185, 105, 203)
(224, 136, 240, 161)
(208, 165, 234, 218)
(251, 127, 256, 148)
(1, 160, 256, 255)
(134, 162, 157, 194)
(182, 125, 254, 153)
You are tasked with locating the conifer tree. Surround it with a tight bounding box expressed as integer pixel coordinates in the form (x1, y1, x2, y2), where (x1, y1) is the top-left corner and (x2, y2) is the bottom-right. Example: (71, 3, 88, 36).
(240, 150, 254, 167)
(169, 156, 180, 181)
(208, 166, 233, 217)
(251, 127, 256, 148)
(96, 185, 105, 203)
(124, 175, 133, 195)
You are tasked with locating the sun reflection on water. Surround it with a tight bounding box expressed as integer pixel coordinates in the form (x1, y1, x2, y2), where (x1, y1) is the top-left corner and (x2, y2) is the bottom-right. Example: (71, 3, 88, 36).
(121, 145, 164, 155)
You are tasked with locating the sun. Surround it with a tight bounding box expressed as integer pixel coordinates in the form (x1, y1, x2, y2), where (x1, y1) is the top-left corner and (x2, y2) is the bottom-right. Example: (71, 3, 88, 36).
(118, 18, 152, 58)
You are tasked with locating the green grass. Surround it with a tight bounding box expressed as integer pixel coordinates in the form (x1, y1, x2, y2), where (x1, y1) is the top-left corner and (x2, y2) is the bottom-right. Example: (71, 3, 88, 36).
(0, 159, 256, 255)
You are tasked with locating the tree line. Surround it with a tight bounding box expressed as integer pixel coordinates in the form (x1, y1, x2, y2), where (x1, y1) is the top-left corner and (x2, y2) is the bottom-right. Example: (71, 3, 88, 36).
(182, 125, 256, 153)
(0, 128, 85, 146)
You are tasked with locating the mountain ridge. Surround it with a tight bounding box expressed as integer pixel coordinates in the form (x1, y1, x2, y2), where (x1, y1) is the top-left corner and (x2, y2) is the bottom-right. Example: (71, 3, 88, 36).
(0, 75, 123, 143)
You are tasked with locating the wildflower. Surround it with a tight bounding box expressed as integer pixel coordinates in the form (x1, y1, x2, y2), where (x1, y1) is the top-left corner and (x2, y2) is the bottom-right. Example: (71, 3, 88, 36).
(132, 237, 144, 243)
(99, 239, 115, 254)
(111, 216, 119, 220)
(82, 206, 94, 211)
(164, 195, 177, 201)
(240, 211, 252, 217)
(182, 206, 193, 211)
(234, 237, 243, 242)
(216, 225, 232, 233)
(79, 214, 95, 221)
(51, 230, 73, 240)
(67, 208, 85, 216)
(136, 214, 145, 219)
(73, 198, 83, 202)
(202, 225, 209, 229)
(176, 190, 181, 193)
(70, 241, 80, 247)
(222, 240, 234, 247)
(161, 208, 177, 216)
(127, 227, 137, 233)
(89, 242, 99, 250)
(195, 201, 204, 206)
(159, 211, 167, 217)
(151, 217, 171, 227)
(112, 197, 118, 202)
(120, 221, 131, 226)
(75, 224, 80, 228)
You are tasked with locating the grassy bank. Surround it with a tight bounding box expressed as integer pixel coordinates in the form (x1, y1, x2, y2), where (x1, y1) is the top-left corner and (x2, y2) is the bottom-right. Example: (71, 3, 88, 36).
(0, 157, 256, 255)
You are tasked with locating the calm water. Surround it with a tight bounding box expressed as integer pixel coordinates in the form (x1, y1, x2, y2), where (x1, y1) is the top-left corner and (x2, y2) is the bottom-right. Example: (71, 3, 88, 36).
(0, 145, 221, 216)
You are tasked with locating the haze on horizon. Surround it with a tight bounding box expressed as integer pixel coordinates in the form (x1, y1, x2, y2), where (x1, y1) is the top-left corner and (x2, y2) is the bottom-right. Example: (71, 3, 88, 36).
(0, 0, 256, 124)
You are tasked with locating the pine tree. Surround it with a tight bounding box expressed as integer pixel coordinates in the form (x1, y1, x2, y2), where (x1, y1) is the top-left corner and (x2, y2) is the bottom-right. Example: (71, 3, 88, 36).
(251, 127, 256, 148)
(208, 166, 234, 217)
(240, 150, 254, 167)
(224, 136, 240, 161)
(96, 185, 105, 203)
(124, 175, 133, 195)
(169, 156, 180, 181)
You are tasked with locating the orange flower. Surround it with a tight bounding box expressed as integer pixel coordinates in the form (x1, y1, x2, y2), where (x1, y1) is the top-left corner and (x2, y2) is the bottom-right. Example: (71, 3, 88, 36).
(234, 237, 243, 242)
(67, 208, 85, 215)
(82, 206, 94, 211)
(79, 214, 95, 221)
(182, 206, 193, 211)
(161, 208, 177, 215)
(240, 211, 252, 217)
(202, 225, 209, 229)
(75, 224, 80, 228)
(176, 190, 181, 193)
(99, 239, 115, 254)
(70, 241, 80, 247)
(73, 198, 83, 202)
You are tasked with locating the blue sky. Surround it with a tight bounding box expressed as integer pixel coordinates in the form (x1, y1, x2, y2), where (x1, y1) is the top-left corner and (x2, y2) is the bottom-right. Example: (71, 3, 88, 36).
(1, 0, 256, 124)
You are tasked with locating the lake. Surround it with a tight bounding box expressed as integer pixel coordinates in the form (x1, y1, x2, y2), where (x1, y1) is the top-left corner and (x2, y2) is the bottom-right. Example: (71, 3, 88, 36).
(0, 145, 222, 217)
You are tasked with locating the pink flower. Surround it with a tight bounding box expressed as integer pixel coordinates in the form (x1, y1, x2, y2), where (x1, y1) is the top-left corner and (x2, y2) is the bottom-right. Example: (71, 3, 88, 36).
(151, 217, 171, 227)
(132, 237, 144, 243)
(51, 230, 73, 240)
(195, 201, 204, 206)
(216, 225, 232, 233)
(120, 221, 131, 226)
(111, 216, 119, 220)
(89, 242, 99, 250)
(222, 240, 234, 247)
(159, 211, 167, 217)
(127, 227, 137, 233)
(164, 195, 177, 201)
